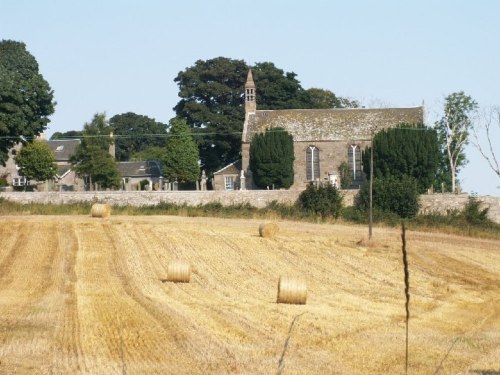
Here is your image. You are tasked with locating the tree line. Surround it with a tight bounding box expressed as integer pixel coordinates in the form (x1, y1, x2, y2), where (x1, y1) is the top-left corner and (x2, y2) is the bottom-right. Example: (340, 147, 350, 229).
(1, 39, 497, 193)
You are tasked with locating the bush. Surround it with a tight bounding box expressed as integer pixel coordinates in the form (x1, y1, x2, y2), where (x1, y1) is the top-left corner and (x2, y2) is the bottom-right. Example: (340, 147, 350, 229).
(355, 175, 420, 218)
(462, 195, 491, 225)
(297, 183, 344, 218)
(0, 177, 7, 187)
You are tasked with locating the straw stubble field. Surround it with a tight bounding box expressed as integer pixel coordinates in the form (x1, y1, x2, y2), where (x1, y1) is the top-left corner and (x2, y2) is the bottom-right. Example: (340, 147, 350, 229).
(0, 215, 498, 374)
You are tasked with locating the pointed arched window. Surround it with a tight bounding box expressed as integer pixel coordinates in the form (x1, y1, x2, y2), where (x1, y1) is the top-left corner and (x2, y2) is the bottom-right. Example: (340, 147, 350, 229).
(306, 146, 320, 181)
(348, 144, 362, 186)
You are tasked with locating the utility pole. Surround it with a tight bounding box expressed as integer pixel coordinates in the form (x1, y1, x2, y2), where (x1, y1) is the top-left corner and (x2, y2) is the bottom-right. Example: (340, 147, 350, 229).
(369, 130, 374, 240)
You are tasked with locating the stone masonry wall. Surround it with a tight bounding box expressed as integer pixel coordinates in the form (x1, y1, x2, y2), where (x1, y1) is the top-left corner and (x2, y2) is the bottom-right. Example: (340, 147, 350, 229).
(1, 190, 499, 223)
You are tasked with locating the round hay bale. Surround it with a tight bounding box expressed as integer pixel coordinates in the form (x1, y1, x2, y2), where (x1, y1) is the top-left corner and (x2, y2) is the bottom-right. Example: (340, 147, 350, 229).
(91, 203, 111, 218)
(259, 222, 279, 238)
(277, 276, 307, 305)
(166, 260, 191, 283)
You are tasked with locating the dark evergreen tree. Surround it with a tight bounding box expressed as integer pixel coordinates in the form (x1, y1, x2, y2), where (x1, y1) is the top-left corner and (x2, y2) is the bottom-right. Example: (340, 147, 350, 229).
(362, 124, 439, 193)
(162, 118, 200, 183)
(249, 128, 294, 189)
(355, 175, 420, 218)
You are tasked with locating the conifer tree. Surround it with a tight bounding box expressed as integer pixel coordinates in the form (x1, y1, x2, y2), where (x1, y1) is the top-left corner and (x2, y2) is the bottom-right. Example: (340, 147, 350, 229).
(249, 128, 294, 189)
(162, 118, 200, 183)
(362, 124, 439, 193)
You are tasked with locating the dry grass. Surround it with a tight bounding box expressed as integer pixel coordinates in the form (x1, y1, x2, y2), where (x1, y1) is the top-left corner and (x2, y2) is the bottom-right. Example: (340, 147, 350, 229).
(0, 215, 498, 374)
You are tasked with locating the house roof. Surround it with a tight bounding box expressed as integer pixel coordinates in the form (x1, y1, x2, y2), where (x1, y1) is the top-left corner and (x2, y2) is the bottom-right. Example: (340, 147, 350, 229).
(117, 160, 162, 178)
(213, 160, 241, 175)
(242, 106, 424, 143)
(55, 165, 72, 179)
(46, 139, 81, 161)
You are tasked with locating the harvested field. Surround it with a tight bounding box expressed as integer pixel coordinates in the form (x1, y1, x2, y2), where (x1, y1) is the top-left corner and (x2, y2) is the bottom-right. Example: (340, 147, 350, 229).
(0, 215, 498, 374)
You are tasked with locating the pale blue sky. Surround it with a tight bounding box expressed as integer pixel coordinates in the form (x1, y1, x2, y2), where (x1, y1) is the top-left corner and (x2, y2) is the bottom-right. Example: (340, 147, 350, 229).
(1, 0, 499, 195)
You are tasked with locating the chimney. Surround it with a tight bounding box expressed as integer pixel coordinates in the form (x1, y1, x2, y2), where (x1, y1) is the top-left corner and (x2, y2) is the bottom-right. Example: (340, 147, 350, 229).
(109, 131, 115, 159)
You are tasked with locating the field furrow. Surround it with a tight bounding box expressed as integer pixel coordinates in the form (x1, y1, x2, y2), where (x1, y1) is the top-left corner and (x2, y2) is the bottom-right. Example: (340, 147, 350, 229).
(0, 215, 498, 374)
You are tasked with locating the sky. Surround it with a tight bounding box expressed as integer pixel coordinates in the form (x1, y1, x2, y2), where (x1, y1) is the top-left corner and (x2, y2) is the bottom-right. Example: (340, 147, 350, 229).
(1, 0, 499, 195)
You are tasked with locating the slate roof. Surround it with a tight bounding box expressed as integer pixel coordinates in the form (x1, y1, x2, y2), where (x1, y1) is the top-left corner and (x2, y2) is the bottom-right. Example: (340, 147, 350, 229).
(242, 107, 424, 143)
(46, 139, 81, 161)
(117, 160, 162, 178)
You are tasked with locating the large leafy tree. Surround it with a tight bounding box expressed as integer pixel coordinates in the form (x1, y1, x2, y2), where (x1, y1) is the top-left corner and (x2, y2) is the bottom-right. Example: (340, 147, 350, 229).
(109, 112, 168, 161)
(174, 57, 248, 175)
(251, 62, 311, 110)
(0, 40, 55, 165)
(15, 140, 57, 184)
(162, 118, 200, 183)
(174, 57, 349, 175)
(362, 124, 440, 193)
(50, 130, 82, 140)
(307, 88, 360, 109)
(71, 113, 121, 189)
(249, 128, 294, 189)
(435, 92, 478, 192)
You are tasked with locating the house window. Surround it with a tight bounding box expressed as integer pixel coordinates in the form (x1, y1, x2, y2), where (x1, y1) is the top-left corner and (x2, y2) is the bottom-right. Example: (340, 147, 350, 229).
(12, 177, 27, 186)
(348, 145, 362, 184)
(224, 176, 234, 190)
(306, 146, 320, 181)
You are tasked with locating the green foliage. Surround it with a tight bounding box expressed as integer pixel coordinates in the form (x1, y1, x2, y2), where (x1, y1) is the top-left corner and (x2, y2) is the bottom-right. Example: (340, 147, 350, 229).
(0, 40, 55, 165)
(174, 57, 248, 175)
(0, 177, 8, 187)
(174, 57, 358, 175)
(338, 161, 352, 189)
(355, 175, 420, 218)
(71, 113, 121, 189)
(434, 91, 478, 192)
(50, 130, 82, 140)
(362, 124, 439, 193)
(306, 88, 360, 109)
(251, 62, 311, 110)
(139, 179, 150, 190)
(249, 128, 294, 189)
(162, 118, 200, 182)
(463, 195, 491, 225)
(109, 112, 168, 161)
(131, 146, 166, 162)
(15, 141, 57, 183)
(297, 183, 344, 218)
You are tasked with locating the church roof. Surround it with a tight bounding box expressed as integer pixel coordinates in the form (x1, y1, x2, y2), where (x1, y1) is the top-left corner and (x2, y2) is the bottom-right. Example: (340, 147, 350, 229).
(242, 106, 424, 143)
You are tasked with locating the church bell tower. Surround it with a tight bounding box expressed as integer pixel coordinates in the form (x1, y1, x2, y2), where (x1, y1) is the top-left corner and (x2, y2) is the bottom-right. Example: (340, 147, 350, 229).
(245, 69, 256, 113)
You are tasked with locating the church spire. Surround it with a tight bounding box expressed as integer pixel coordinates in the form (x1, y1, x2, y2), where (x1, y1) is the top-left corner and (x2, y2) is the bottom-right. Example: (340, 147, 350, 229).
(245, 69, 256, 113)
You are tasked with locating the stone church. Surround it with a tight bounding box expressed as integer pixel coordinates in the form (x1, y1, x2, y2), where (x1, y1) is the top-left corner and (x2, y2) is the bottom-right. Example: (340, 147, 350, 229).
(215, 69, 424, 190)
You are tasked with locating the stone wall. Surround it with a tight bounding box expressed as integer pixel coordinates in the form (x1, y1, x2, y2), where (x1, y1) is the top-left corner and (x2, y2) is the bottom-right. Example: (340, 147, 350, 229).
(419, 193, 500, 223)
(1, 190, 498, 223)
